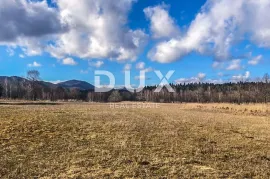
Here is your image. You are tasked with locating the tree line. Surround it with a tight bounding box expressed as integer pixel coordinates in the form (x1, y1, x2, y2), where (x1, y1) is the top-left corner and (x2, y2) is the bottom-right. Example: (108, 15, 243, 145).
(0, 71, 270, 104)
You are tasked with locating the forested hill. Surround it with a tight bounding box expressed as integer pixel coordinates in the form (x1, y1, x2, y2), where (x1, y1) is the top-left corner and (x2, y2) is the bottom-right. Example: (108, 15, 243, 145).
(0, 75, 270, 103)
(0, 76, 95, 100)
(0, 76, 94, 90)
(58, 80, 95, 90)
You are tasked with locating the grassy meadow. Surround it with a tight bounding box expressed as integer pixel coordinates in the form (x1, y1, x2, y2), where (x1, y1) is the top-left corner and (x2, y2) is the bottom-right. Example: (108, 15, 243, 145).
(0, 102, 269, 178)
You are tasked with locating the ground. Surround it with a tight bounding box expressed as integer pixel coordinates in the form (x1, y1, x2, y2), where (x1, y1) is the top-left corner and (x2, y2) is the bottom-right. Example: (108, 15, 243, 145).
(0, 102, 269, 178)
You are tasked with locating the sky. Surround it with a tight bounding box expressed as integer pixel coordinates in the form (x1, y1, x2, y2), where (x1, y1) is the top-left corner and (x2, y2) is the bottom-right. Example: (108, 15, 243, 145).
(0, 0, 270, 86)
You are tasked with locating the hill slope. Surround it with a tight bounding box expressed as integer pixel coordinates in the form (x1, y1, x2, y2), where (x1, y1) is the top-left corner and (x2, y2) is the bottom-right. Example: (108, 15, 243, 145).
(57, 80, 95, 90)
(0, 76, 94, 90)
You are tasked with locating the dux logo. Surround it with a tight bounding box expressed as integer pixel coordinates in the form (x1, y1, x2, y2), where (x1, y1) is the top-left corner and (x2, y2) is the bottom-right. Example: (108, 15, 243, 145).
(154, 71, 175, 93)
(94, 70, 175, 93)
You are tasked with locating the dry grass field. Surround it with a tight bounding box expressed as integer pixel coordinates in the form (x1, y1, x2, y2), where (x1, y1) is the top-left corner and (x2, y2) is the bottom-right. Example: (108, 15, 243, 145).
(0, 102, 270, 178)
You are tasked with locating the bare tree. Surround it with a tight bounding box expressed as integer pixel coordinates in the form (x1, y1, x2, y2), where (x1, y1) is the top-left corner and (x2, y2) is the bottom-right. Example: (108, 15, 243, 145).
(262, 73, 270, 103)
(87, 91, 94, 102)
(4, 77, 8, 98)
(27, 70, 40, 100)
(263, 73, 270, 83)
(0, 84, 3, 98)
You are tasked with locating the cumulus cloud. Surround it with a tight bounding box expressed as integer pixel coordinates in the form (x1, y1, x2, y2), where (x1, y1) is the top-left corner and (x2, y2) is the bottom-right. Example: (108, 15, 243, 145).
(175, 77, 223, 84)
(248, 55, 262, 65)
(176, 71, 252, 84)
(0, 0, 147, 61)
(28, 61, 42, 67)
(0, 0, 65, 42)
(231, 71, 251, 82)
(0, 0, 67, 57)
(175, 77, 198, 84)
(6, 48, 15, 56)
(144, 4, 179, 39)
(135, 62, 153, 74)
(62, 57, 77, 66)
(205, 79, 224, 84)
(47, 0, 148, 61)
(89, 61, 104, 68)
(198, 73, 206, 80)
(175, 73, 208, 84)
(226, 59, 242, 70)
(149, 0, 270, 63)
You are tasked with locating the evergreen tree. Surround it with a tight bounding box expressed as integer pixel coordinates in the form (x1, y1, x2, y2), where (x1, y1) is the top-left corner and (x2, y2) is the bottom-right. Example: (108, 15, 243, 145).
(108, 90, 122, 102)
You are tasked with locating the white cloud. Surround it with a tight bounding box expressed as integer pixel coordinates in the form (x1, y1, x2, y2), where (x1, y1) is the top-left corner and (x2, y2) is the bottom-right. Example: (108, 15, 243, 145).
(175, 77, 223, 84)
(144, 4, 179, 39)
(0, 0, 148, 62)
(175, 73, 207, 84)
(175, 71, 252, 84)
(175, 77, 198, 84)
(149, 0, 270, 63)
(0, 0, 65, 42)
(89, 61, 104, 68)
(6, 48, 15, 56)
(198, 73, 206, 80)
(205, 79, 223, 84)
(135, 62, 153, 74)
(136, 62, 145, 70)
(2, 0, 269, 69)
(47, 0, 148, 61)
(226, 59, 242, 70)
(124, 64, 132, 71)
(28, 61, 42, 67)
(0, 0, 66, 57)
(231, 71, 251, 82)
(62, 57, 77, 66)
(47, 80, 64, 84)
(248, 55, 262, 65)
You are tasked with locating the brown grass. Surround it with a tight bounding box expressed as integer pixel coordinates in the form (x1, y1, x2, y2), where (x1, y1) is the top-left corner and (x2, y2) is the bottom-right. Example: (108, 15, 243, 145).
(0, 102, 269, 178)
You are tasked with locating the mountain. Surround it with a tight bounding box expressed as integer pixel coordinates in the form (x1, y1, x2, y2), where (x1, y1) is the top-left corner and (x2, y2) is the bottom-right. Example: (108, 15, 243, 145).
(0, 76, 26, 83)
(58, 80, 95, 90)
(0, 76, 29, 87)
(0, 76, 95, 91)
(39, 81, 58, 88)
(0, 76, 57, 89)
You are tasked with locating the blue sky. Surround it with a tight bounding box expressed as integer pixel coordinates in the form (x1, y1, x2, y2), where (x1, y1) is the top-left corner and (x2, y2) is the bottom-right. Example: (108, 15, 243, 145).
(1, 0, 270, 86)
